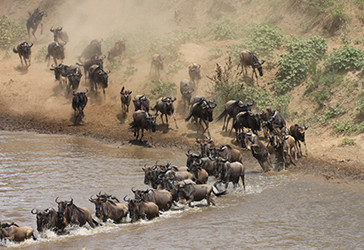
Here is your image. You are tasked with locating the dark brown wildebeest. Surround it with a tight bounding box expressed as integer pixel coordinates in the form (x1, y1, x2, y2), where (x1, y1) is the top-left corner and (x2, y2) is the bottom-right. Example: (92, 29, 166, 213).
(188, 63, 201, 87)
(88, 65, 109, 98)
(242, 132, 272, 172)
(80, 39, 102, 61)
(185, 98, 217, 137)
(0, 222, 36, 242)
(50, 27, 69, 45)
(133, 94, 150, 112)
(131, 188, 173, 211)
(186, 152, 215, 176)
(152, 97, 178, 129)
(108, 40, 126, 62)
(13, 41, 33, 67)
(120, 86, 132, 113)
(289, 124, 308, 157)
(89, 194, 128, 223)
(55, 197, 97, 228)
(124, 197, 159, 223)
(45, 42, 64, 66)
(150, 54, 163, 79)
(77, 55, 104, 81)
(233, 111, 261, 136)
(67, 69, 82, 92)
(239, 50, 265, 83)
(216, 100, 254, 132)
(50, 63, 81, 87)
(131, 110, 157, 141)
(261, 108, 286, 135)
(213, 158, 246, 190)
(180, 79, 194, 109)
(31, 208, 66, 234)
(177, 182, 221, 207)
(26, 8, 47, 40)
(72, 90, 88, 125)
(213, 145, 243, 163)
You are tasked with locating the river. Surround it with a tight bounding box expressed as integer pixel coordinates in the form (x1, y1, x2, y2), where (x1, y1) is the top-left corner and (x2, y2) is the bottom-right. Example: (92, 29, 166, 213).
(0, 131, 363, 249)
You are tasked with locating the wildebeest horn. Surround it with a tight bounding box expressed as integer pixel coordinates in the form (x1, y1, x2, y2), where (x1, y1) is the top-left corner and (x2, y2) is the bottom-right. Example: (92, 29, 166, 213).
(55, 197, 60, 204)
(57, 27, 62, 31)
(31, 208, 38, 214)
(131, 187, 136, 193)
(89, 195, 96, 202)
(260, 60, 265, 65)
(123, 195, 130, 202)
(69, 197, 73, 204)
(50, 26, 54, 32)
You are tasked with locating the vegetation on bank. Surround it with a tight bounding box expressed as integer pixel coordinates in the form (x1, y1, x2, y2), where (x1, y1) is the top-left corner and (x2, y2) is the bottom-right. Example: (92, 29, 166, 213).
(0, 15, 26, 50)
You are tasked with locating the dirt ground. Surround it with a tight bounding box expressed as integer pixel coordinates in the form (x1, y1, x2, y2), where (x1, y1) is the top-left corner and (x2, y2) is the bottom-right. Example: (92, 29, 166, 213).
(0, 0, 363, 183)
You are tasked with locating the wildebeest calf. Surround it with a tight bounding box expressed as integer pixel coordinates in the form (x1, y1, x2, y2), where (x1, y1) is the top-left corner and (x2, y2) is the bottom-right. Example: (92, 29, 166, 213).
(72, 90, 88, 125)
(120, 86, 132, 113)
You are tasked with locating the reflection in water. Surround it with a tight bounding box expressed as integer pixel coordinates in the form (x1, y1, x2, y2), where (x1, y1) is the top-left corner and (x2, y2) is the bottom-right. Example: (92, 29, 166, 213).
(0, 131, 363, 249)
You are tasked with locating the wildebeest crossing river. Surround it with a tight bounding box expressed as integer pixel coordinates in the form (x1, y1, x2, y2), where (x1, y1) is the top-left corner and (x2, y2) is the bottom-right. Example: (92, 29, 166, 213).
(0, 131, 363, 249)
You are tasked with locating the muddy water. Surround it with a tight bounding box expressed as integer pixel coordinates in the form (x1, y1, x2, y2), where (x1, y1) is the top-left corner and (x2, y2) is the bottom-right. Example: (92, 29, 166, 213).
(0, 131, 363, 249)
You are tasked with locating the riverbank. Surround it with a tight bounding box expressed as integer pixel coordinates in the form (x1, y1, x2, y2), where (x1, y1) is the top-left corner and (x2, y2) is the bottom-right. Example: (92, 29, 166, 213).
(1, 108, 363, 183)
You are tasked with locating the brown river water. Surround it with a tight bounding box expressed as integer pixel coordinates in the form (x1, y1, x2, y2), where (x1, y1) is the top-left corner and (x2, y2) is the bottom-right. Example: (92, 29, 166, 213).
(0, 131, 363, 249)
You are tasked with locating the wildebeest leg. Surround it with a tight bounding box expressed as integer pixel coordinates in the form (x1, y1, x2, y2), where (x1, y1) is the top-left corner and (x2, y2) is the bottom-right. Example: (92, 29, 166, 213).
(18, 54, 24, 65)
(172, 113, 178, 129)
(140, 128, 144, 141)
(103, 88, 106, 100)
(303, 141, 308, 156)
(241, 174, 246, 191)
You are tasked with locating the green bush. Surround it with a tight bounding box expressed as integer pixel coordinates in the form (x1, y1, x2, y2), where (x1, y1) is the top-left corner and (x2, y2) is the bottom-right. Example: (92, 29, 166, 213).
(320, 105, 347, 125)
(339, 137, 356, 146)
(123, 65, 138, 76)
(227, 24, 284, 62)
(34, 46, 48, 63)
(150, 80, 177, 98)
(334, 119, 364, 135)
(273, 36, 328, 95)
(208, 47, 223, 60)
(324, 45, 364, 73)
(209, 18, 240, 41)
(166, 58, 185, 75)
(208, 58, 290, 116)
(0, 15, 26, 50)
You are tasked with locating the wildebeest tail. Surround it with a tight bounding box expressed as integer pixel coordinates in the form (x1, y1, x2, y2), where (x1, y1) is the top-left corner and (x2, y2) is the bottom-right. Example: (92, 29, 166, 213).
(92, 219, 100, 226)
(216, 109, 227, 121)
(185, 112, 193, 122)
(13, 48, 18, 53)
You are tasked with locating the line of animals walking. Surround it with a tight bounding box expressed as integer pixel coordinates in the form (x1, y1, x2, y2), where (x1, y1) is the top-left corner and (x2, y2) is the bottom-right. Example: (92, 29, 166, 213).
(3, 7, 309, 245)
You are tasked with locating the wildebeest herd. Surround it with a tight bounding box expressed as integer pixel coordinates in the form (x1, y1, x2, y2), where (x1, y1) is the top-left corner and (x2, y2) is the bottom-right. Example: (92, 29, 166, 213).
(2, 7, 310, 245)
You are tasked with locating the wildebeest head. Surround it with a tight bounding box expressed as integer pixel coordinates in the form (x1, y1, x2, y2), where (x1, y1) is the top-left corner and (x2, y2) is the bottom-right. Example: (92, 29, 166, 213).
(124, 197, 141, 222)
(31, 208, 55, 232)
(97, 69, 109, 88)
(55, 197, 73, 221)
(120, 86, 132, 103)
(162, 97, 176, 114)
(213, 157, 228, 178)
(202, 100, 216, 122)
(147, 114, 157, 132)
(89, 195, 105, 220)
(186, 151, 201, 169)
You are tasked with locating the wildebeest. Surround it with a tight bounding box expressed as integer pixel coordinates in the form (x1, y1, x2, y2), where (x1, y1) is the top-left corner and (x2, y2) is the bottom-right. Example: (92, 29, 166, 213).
(0, 222, 36, 242)
(124, 197, 159, 223)
(213, 145, 243, 163)
(186, 161, 209, 184)
(185, 98, 217, 136)
(13, 41, 33, 67)
(243, 133, 272, 172)
(50, 63, 81, 87)
(214, 158, 246, 190)
(239, 50, 265, 83)
(88, 65, 109, 98)
(261, 108, 286, 135)
(180, 79, 194, 108)
(89, 194, 128, 223)
(72, 90, 88, 125)
(152, 97, 178, 129)
(150, 54, 163, 79)
(188, 63, 201, 87)
(131, 188, 173, 211)
(77, 55, 104, 81)
(177, 182, 218, 207)
(55, 197, 97, 228)
(31, 208, 65, 234)
(80, 39, 103, 61)
(289, 124, 308, 157)
(216, 100, 254, 132)
(195, 137, 214, 157)
(133, 94, 150, 112)
(233, 111, 261, 136)
(131, 110, 157, 141)
(26, 8, 47, 40)
(45, 42, 64, 66)
(67, 70, 82, 92)
(120, 86, 132, 113)
(50, 26, 69, 45)
(108, 40, 126, 62)
(186, 152, 215, 176)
